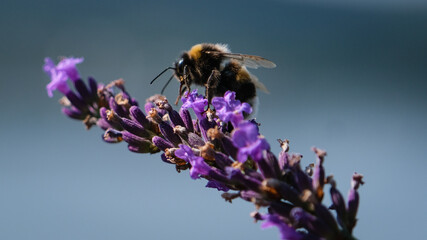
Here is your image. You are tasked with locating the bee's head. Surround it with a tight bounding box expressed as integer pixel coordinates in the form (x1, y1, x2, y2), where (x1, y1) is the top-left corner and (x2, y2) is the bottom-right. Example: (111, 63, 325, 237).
(174, 53, 191, 81)
(150, 52, 192, 96)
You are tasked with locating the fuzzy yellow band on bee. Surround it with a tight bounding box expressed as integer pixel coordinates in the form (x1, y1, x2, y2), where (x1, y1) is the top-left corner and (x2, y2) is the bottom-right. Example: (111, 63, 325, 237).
(188, 44, 203, 60)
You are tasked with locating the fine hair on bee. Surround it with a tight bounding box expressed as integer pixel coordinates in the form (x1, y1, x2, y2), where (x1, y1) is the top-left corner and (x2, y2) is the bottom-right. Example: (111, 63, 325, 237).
(150, 43, 276, 112)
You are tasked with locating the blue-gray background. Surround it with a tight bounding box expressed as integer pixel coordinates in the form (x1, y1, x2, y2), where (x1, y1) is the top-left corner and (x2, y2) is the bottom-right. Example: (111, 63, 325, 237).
(1, 0, 426, 239)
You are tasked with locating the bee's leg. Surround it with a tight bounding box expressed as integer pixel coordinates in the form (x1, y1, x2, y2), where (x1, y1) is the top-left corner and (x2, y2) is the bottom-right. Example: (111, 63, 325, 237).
(175, 83, 187, 105)
(205, 70, 221, 110)
(183, 65, 191, 97)
(174, 66, 191, 105)
(174, 81, 184, 105)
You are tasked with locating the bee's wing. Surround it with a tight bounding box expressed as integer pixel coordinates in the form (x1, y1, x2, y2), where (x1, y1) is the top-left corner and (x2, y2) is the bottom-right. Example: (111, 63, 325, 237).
(207, 51, 276, 69)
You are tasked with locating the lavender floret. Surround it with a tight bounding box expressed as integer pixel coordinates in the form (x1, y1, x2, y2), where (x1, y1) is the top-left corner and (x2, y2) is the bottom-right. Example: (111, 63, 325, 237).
(73, 78, 92, 103)
(232, 121, 270, 163)
(54, 57, 84, 81)
(62, 107, 85, 120)
(179, 108, 194, 132)
(44, 57, 83, 97)
(181, 89, 208, 120)
(261, 214, 308, 240)
(129, 106, 151, 129)
(102, 128, 123, 143)
(152, 136, 174, 151)
(206, 179, 230, 192)
(175, 144, 210, 179)
(347, 173, 364, 233)
(212, 91, 252, 127)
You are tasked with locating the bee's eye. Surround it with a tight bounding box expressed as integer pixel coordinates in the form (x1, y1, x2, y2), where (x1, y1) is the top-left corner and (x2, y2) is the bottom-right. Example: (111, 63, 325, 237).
(176, 59, 184, 74)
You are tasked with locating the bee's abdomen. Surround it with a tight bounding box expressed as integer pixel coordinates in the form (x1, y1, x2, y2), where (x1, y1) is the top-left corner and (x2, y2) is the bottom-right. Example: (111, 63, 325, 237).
(235, 81, 256, 103)
(219, 61, 257, 104)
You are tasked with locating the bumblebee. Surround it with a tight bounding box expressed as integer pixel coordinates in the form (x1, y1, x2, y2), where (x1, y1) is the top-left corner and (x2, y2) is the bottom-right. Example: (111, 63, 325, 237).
(151, 43, 276, 108)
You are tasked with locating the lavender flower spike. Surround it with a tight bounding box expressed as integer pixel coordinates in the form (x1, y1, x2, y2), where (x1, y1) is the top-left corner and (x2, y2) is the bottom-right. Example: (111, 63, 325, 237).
(45, 56, 364, 240)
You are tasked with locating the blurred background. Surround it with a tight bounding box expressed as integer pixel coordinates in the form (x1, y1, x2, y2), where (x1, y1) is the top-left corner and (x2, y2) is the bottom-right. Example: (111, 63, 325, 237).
(1, 0, 426, 239)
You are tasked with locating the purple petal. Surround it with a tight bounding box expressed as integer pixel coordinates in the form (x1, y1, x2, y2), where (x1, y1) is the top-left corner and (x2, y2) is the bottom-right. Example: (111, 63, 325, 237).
(212, 91, 252, 127)
(181, 89, 208, 119)
(44, 57, 83, 97)
(174, 144, 212, 179)
(232, 127, 248, 148)
(261, 214, 306, 240)
(43, 57, 55, 74)
(232, 121, 270, 163)
(174, 144, 196, 162)
(46, 70, 69, 97)
(56, 57, 84, 81)
(189, 156, 211, 179)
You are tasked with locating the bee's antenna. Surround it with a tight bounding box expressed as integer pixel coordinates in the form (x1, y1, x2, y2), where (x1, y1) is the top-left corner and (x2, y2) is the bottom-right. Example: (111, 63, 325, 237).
(150, 67, 175, 84)
(160, 74, 175, 94)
